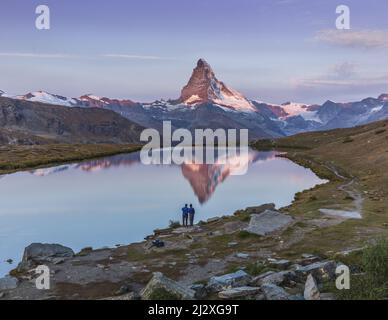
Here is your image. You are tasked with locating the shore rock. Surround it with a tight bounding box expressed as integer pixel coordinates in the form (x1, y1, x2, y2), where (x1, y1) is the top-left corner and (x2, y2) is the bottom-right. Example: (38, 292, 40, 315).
(304, 274, 320, 300)
(207, 270, 251, 292)
(18, 243, 74, 271)
(218, 286, 261, 299)
(261, 284, 292, 300)
(141, 272, 195, 300)
(245, 210, 293, 236)
(244, 203, 276, 215)
(0, 276, 19, 291)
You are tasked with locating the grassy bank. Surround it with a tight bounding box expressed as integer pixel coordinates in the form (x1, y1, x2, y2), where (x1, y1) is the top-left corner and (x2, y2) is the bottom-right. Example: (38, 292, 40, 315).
(0, 144, 142, 175)
(251, 119, 388, 257)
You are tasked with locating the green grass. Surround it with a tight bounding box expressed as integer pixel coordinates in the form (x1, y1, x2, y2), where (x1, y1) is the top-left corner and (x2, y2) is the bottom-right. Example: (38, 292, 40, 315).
(0, 144, 141, 174)
(335, 238, 388, 300)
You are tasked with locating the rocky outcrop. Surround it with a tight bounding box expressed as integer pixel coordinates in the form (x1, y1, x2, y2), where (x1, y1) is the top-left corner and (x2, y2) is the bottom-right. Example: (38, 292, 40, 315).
(295, 261, 337, 282)
(207, 270, 251, 292)
(18, 243, 74, 271)
(245, 210, 293, 236)
(178, 59, 255, 112)
(141, 272, 195, 300)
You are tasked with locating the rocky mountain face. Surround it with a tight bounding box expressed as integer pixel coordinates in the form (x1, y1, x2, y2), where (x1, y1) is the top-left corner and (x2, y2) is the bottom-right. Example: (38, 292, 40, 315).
(0, 97, 144, 144)
(178, 59, 256, 112)
(2, 59, 388, 142)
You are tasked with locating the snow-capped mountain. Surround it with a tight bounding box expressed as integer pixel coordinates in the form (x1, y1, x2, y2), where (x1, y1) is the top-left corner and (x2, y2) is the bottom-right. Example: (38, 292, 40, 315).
(15, 91, 78, 107)
(178, 59, 256, 112)
(2, 58, 388, 139)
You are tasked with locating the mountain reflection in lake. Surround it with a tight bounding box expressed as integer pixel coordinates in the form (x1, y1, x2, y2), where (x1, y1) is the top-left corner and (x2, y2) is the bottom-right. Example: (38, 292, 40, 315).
(0, 148, 326, 276)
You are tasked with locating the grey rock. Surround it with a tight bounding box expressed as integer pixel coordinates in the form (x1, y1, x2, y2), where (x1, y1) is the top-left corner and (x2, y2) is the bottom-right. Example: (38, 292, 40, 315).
(207, 270, 251, 292)
(304, 274, 321, 300)
(267, 258, 291, 270)
(298, 254, 321, 266)
(236, 253, 249, 259)
(141, 272, 195, 300)
(296, 261, 337, 282)
(190, 284, 208, 299)
(19, 243, 74, 271)
(261, 284, 292, 300)
(254, 270, 298, 287)
(0, 276, 19, 291)
(218, 286, 261, 299)
(245, 210, 293, 236)
(206, 217, 220, 223)
(244, 203, 276, 215)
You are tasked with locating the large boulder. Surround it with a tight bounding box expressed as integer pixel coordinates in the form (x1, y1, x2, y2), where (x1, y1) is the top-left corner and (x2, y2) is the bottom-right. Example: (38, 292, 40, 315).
(218, 286, 261, 299)
(304, 274, 320, 300)
(0, 276, 19, 291)
(207, 270, 251, 292)
(245, 210, 293, 236)
(141, 272, 195, 300)
(18, 243, 74, 271)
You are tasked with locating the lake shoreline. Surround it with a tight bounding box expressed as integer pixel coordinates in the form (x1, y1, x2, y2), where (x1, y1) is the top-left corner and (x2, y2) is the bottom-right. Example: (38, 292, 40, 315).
(0, 144, 142, 175)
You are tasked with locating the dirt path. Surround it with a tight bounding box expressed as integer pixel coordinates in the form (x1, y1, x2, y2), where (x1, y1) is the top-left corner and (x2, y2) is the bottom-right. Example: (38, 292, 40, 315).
(319, 164, 363, 219)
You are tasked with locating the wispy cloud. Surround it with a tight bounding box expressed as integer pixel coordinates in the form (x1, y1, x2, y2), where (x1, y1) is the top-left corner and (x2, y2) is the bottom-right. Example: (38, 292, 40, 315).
(102, 54, 175, 60)
(0, 52, 79, 59)
(315, 29, 388, 49)
(292, 62, 388, 89)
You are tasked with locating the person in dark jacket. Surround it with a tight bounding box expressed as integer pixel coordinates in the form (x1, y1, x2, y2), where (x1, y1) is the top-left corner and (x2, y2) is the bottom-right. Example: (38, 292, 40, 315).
(182, 204, 189, 227)
(189, 204, 195, 227)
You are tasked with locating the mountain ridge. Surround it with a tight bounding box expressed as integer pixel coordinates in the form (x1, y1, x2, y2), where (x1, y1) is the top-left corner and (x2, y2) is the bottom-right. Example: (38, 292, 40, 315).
(1, 59, 388, 141)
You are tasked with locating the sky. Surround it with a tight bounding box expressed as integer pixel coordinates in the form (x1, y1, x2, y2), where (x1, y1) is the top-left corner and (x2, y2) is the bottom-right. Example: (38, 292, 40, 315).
(0, 0, 388, 104)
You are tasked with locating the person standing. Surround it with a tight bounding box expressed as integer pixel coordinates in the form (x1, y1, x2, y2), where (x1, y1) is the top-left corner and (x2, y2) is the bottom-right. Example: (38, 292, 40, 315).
(182, 204, 189, 227)
(189, 204, 195, 227)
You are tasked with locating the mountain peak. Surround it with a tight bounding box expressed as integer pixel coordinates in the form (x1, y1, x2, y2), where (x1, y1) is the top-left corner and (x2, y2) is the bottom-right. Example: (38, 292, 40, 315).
(178, 59, 255, 112)
(378, 94, 388, 102)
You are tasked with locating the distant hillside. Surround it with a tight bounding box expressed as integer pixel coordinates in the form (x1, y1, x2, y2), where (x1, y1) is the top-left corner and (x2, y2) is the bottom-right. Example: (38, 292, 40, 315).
(0, 97, 144, 144)
(253, 119, 388, 195)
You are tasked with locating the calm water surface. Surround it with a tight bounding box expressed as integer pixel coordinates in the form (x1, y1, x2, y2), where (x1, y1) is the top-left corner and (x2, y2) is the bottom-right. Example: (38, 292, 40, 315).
(0, 148, 326, 276)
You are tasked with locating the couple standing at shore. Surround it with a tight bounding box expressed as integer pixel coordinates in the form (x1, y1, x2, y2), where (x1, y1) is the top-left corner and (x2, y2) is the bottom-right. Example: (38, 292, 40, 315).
(182, 204, 195, 227)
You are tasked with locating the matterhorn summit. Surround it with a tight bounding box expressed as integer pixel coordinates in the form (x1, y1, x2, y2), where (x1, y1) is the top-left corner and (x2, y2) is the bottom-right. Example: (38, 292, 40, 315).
(178, 59, 256, 112)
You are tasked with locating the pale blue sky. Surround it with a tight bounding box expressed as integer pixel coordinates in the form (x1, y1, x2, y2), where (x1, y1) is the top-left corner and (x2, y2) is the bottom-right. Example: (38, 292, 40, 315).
(0, 0, 387, 104)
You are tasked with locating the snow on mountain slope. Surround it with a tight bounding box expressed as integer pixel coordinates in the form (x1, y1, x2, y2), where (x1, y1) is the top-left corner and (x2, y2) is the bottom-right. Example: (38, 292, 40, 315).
(279, 102, 322, 123)
(178, 59, 256, 112)
(15, 91, 78, 107)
